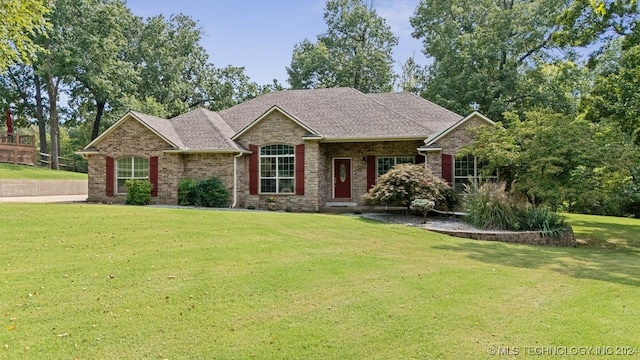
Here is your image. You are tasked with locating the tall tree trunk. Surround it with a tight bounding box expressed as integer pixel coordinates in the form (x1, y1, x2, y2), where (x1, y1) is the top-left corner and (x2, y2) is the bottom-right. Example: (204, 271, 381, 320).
(34, 74, 48, 164)
(45, 74, 60, 170)
(91, 100, 106, 140)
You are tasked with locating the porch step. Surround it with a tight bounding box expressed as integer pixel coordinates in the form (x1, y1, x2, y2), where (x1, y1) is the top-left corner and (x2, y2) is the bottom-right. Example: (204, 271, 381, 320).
(325, 202, 358, 207)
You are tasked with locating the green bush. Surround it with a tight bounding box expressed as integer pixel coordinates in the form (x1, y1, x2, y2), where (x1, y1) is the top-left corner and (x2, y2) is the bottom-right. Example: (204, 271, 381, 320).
(439, 187, 460, 212)
(178, 178, 197, 206)
(463, 182, 523, 230)
(365, 164, 450, 209)
(411, 198, 435, 223)
(193, 177, 229, 208)
(177, 177, 229, 207)
(125, 179, 153, 205)
(522, 206, 567, 238)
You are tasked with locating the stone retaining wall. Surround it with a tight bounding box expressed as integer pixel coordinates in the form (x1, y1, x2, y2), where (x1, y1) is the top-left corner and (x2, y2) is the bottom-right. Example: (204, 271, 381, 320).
(0, 180, 88, 197)
(427, 227, 576, 247)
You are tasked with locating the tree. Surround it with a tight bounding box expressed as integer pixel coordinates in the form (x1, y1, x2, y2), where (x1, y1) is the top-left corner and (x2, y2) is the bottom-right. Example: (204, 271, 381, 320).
(580, 36, 640, 143)
(410, 0, 570, 120)
(287, 0, 398, 93)
(462, 109, 640, 216)
(0, 0, 50, 71)
(396, 56, 427, 94)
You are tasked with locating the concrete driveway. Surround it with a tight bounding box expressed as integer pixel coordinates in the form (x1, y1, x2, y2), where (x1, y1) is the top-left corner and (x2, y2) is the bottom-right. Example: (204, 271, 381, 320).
(0, 195, 87, 203)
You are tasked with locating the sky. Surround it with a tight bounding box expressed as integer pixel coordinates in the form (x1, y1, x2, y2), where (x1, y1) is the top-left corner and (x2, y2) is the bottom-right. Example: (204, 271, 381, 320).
(124, 0, 427, 87)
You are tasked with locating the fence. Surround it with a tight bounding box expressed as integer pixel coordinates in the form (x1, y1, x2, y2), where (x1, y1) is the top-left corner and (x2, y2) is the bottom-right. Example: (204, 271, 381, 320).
(38, 153, 88, 173)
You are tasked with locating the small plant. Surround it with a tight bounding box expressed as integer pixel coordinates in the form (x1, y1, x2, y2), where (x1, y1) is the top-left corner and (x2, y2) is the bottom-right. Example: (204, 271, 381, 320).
(178, 178, 197, 206)
(411, 198, 435, 223)
(125, 179, 153, 205)
(266, 196, 278, 203)
(247, 204, 256, 210)
(266, 196, 278, 211)
(285, 206, 293, 212)
(439, 187, 460, 212)
(523, 206, 567, 238)
(353, 209, 362, 215)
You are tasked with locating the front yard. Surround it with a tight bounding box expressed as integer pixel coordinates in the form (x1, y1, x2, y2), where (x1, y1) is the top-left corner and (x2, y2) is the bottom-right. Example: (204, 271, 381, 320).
(1, 204, 638, 359)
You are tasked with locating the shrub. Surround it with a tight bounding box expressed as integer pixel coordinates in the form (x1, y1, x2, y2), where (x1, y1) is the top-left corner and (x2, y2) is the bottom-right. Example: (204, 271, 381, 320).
(463, 182, 524, 230)
(125, 179, 152, 205)
(439, 187, 460, 212)
(178, 178, 197, 206)
(411, 198, 435, 223)
(365, 164, 450, 209)
(522, 206, 567, 238)
(193, 177, 229, 208)
(177, 177, 229, 208)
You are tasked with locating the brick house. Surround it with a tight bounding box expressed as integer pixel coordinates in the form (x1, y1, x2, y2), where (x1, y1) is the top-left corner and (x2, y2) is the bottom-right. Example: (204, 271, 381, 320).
(78, 88, 494, 211)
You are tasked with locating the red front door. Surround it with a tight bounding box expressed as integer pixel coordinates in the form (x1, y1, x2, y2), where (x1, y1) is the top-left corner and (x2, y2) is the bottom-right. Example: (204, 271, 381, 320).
(334, 159, 351, 198)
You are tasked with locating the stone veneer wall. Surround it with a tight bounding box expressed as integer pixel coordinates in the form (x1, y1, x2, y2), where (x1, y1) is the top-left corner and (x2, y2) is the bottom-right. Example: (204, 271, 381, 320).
(427, 227, 577, 247)
(87, 118, 182, 204)
(234, 110, 320, 212)
(425, 115, 489, 177)
(320, 140, 424, 206)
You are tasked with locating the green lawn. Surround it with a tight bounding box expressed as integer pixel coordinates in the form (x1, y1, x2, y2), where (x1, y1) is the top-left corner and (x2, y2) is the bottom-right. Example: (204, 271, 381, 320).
(0, 163, 87, 180)
(1, 204, 638, 359)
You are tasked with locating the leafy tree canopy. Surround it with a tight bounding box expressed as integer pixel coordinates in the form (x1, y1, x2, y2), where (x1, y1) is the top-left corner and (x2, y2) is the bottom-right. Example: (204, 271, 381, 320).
(287, 0, 398, 93)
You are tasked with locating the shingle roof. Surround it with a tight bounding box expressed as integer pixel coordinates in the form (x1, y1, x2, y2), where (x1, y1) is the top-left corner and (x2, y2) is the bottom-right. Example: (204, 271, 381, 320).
(168, 108, 246, 152)
(89, 88, 467, 152)
(220, 88, 463, 139)
(129, 111, 184, 148)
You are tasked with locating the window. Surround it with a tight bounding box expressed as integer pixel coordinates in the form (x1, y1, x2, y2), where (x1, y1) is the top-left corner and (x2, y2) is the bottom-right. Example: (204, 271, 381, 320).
(377, 156, 414, 177)
(116, 157, 149, 194)
(454, 155, 497, 190)
(260, 145, 294, 193)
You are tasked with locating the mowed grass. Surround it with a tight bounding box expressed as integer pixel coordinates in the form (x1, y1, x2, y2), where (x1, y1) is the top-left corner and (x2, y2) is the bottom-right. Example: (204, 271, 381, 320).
(0, 163, 87, 180)
(1, 205, 639, 359)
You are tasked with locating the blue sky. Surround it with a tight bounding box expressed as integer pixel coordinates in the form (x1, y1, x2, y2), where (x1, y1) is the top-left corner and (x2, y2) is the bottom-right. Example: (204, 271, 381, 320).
(125, 0, 427, 87)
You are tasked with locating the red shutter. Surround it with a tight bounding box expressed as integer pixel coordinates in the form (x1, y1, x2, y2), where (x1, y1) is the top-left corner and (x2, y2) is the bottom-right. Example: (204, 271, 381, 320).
(441, 154, 453, 185)
(249, 144, 258, 195)
(150, 156, 158, 197)
(106, 156, 114, 197)
(415, 154, 425, 164)
(295, 144, 305, 195)
(366, 155, 376, 190)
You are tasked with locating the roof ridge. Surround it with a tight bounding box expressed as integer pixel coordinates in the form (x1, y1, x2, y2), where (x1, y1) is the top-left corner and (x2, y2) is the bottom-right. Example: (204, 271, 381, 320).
(364, 93, 434, 131)
(198, 108, 244, 151)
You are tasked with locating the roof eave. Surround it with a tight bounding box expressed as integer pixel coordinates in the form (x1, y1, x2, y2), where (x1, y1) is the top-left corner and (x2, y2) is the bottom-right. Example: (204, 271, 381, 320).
(231, 105, 320, 140)
(423, 111, 495, 147)
(319, 135, 427, 143)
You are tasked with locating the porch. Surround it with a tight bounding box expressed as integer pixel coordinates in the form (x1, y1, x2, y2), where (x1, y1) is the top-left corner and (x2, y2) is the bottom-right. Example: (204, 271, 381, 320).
(0, 133, 38, 166)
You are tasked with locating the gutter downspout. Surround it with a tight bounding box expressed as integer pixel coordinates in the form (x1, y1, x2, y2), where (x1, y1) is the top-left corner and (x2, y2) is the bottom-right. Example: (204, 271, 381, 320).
(231, 152, 243, 208)
(417, 150, 428, 170)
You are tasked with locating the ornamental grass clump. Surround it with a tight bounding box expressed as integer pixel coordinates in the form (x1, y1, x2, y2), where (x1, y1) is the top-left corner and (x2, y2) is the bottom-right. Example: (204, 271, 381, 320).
(463, 181, 569, 237)
(365, 164, 450, 209)
(463, 182, 523, 230)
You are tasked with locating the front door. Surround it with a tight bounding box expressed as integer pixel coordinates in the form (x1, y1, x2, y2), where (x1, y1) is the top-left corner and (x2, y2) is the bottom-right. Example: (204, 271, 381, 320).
(334, 159, 351, 198)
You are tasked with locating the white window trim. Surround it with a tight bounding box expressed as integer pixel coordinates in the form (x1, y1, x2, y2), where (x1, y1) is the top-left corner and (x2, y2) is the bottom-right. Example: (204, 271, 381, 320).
(259, 145, 295, 194)
(115, 156, 149, 195)
(376, 156, 415, 178)
(453, 155, 497, 190)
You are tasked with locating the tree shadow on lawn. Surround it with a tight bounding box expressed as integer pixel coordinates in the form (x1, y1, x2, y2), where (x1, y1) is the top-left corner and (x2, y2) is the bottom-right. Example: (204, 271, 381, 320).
(432, 240, 640, 287)
(567, 217, 640, 249)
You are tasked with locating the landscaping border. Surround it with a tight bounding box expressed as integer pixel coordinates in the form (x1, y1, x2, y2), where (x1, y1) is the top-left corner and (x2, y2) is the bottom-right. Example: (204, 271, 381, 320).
(425, 226, 576, 247)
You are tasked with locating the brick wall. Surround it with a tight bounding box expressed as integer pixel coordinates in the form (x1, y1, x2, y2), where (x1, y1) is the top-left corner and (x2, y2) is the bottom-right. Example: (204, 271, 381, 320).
(87, 118, 181, 204)
(425, 115, 490, 176)
(234, 110, 320, 212)
(320, 141, 424, 206)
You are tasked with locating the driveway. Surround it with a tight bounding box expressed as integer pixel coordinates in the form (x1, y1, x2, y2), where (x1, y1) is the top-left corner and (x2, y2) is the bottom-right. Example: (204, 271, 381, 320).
(0, 195, 87, 203)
